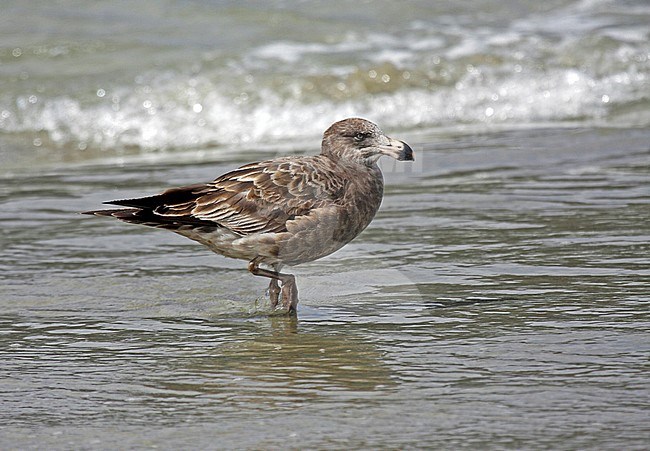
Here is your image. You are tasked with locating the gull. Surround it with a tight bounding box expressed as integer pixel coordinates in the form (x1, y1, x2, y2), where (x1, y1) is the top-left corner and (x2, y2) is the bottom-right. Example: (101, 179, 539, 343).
(84, 118, 414, 313)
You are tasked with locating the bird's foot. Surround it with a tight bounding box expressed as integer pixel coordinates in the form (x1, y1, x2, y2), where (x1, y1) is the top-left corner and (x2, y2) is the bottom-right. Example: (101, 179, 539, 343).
(248, 260, 298, 314)
(280, 276, 299, 315)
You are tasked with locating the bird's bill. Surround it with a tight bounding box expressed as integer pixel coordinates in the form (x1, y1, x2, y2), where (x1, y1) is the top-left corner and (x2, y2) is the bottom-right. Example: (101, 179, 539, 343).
(378, 137, 415, 161)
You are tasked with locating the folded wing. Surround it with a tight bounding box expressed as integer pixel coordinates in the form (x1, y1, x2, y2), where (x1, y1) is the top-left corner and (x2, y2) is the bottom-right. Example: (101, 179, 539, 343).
(85, 156, 346, 236)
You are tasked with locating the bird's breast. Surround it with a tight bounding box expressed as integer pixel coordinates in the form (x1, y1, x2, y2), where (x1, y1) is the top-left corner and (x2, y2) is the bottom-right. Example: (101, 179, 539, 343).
(250, 164, 385, 266)
(331, 165, 384, 244)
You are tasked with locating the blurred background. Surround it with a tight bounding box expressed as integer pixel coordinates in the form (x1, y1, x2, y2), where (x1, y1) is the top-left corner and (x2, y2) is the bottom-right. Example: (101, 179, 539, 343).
(1, 0, 648, 166)
(1, 1, 649, 449)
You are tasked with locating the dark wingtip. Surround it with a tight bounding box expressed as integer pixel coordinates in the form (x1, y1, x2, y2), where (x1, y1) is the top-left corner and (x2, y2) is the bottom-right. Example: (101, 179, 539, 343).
(103, 198, 136, 207)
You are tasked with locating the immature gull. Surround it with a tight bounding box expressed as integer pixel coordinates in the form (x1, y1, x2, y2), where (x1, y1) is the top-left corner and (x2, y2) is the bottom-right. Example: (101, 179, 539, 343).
(84, 118, 414, 313)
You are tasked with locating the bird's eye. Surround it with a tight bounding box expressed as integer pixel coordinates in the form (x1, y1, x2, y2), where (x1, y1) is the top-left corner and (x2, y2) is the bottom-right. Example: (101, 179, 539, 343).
(353, 132, 367, 142)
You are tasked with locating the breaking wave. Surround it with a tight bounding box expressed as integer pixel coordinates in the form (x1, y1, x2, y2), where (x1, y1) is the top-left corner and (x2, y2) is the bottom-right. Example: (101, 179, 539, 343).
(1, 0, 648, 152)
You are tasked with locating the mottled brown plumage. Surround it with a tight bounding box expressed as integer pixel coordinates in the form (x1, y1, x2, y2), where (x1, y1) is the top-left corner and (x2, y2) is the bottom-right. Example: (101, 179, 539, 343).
(84, 118, 414, 313)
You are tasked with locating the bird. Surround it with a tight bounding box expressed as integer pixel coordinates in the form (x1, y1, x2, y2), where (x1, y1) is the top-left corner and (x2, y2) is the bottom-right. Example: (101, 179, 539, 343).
(84, 118, 414, 314)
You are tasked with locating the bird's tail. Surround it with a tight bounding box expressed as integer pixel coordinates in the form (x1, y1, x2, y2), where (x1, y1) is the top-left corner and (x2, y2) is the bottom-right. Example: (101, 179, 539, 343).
(82, 208, 173, 228)
(82, 208, 220, 231)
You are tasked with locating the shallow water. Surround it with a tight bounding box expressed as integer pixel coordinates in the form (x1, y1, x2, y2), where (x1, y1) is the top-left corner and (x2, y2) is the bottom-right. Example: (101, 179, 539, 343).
(1, 126, 649, 449)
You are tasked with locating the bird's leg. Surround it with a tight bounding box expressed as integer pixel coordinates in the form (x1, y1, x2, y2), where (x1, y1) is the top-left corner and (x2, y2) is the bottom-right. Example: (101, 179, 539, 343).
(248, 260, 299, 314)
(268, 278, 281, 308)
(280, 274, 299, 313)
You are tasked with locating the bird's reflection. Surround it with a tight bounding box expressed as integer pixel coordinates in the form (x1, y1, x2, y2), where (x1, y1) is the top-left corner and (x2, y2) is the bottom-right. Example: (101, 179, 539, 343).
(157, 314, 395, 406)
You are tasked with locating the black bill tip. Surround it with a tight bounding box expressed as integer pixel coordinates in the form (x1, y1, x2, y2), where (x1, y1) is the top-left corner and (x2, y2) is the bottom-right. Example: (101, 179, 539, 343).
(398, 141, 415, 161)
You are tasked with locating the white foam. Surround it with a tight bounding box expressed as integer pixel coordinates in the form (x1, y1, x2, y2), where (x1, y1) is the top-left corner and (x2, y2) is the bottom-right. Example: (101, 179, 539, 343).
(5, 61, 642, 153)
(1, 0, 648, 153)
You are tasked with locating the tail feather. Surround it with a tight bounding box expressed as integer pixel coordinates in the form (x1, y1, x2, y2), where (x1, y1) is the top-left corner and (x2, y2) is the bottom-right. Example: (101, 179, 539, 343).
(83, 182, 220, 230)
(82, 208, 164, 227)
(83, 208, 134, 218)
(82, 208, 219, 230)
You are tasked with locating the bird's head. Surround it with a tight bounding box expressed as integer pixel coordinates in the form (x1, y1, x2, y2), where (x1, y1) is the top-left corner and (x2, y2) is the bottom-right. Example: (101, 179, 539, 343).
(321, 118, 414, 165)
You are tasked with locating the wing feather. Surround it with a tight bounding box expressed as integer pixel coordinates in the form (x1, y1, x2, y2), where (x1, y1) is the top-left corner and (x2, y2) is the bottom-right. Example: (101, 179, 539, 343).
(102, 156, 347, 236)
